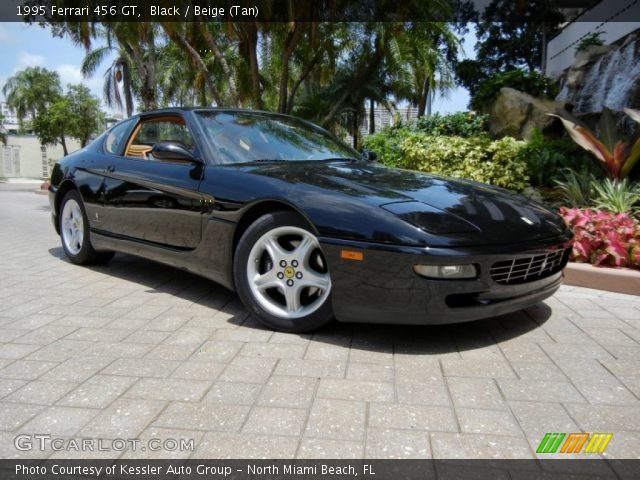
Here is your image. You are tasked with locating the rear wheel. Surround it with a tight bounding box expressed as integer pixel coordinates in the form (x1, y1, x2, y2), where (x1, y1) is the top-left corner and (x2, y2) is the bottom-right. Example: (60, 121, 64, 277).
(234, 211, 333, 332)
(59, 190, 114, 265)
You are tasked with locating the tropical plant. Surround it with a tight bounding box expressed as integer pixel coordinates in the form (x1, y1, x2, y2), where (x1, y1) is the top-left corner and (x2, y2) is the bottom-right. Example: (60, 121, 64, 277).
(386, 22, 461, 119)
(2, 67, 62, 131)
(51, 9, 462, 131)
(553, 169, 595, 208)
(81, 43, 136, 117)
(549, 108, 640, 179)
(472, 68, 558, 111)
(559, 207, 640, 268)
(520, 129, 599, 187)
(591, 178, 640, 214)
(415, 111, 489, 137)
(576, 31, 605, 53)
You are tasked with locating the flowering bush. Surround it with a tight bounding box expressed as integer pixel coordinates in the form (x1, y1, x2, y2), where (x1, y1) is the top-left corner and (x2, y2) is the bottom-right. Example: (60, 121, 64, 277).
(559, 207, 640, 269)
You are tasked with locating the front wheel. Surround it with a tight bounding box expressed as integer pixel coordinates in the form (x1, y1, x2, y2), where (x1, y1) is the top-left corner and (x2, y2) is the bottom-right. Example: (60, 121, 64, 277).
(59, 190, 114, 265)
(233, 211, 333, 332)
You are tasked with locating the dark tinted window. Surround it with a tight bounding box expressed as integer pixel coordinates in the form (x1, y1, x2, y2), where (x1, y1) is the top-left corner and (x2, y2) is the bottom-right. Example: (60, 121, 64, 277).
(133, 120, 195, 151)
(195, 111, 358, 164)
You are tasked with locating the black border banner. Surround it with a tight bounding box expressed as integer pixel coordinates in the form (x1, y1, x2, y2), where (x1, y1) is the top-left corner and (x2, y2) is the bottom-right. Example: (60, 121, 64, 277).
(1, 459, 639, 480)
(1, 0, 639, 23)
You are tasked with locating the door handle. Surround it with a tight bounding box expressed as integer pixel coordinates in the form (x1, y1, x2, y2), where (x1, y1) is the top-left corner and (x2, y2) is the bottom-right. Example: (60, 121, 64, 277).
(106, 165, 116, 173)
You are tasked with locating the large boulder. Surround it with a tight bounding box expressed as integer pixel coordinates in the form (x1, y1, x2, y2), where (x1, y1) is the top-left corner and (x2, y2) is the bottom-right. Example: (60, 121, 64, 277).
(487, 87, 567, 139)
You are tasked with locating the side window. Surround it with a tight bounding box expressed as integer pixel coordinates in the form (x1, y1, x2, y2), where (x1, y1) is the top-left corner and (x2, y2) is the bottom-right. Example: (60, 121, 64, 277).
(104, 119, 134, 155)
(125, 117, 195, 161)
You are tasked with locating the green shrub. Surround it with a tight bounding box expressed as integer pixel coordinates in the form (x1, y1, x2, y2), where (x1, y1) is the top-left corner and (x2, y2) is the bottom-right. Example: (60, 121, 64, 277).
(518, 129, 600, 187)
(471, 69, 559, 111)
(364, 129, 529, 191)
(415, 112, 490, 138)
(576, 32, 605, 54)
(361, 126, 410, 167)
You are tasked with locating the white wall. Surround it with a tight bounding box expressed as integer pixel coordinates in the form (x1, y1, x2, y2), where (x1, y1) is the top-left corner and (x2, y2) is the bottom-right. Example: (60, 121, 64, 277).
(0, 135, 82, 179)
(547, 0, 640, 76)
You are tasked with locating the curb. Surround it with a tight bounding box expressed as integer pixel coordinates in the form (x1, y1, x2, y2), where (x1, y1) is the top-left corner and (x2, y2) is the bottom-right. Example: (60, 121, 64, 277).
(564, 262, 640, 296)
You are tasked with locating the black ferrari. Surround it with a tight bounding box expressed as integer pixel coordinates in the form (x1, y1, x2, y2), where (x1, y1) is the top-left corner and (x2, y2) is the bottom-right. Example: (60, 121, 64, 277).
(49, 108, 573, 332)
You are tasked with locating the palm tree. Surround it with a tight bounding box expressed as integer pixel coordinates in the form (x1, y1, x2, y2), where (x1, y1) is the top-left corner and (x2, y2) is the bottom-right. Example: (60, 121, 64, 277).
(2, 67, 62, 130)
(81, 45, 136, 117)
(385, 22, 460, 118)
(72, 23, 159, 113)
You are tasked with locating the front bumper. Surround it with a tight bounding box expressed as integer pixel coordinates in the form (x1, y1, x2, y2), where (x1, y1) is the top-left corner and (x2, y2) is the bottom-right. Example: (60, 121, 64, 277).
(320, 235, 572, 325)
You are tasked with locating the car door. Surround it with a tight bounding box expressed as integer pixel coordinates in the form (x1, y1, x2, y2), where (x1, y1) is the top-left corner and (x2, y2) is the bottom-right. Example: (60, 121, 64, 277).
(101, 114, 205, 250)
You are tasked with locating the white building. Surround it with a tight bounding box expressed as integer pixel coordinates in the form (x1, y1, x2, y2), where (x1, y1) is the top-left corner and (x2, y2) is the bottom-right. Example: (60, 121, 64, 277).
(1, 102, 84, 179)
(359, 105, 420, 137)
(546, 1, 640, 77)
(1, 136, 80, 179)
(0, 102, 26, 134)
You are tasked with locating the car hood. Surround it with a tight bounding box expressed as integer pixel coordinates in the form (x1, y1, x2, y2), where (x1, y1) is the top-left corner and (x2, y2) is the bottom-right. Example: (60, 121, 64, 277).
(238, 160, 569, 246)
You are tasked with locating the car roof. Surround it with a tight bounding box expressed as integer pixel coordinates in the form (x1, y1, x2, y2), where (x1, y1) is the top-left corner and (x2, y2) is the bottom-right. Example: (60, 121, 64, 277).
(132, 107, 294, 118)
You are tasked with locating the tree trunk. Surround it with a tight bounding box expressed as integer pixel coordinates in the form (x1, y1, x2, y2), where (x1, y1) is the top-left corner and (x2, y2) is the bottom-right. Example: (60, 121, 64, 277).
(162, 26, 224, 106)
(369, 98, 375, 134)
(277, 23, 305, 113)
(198, 22, 239, 106)
(144, 27, 157, 110)
(286, 48, 322, 113)
(60, 136, 68, 156)
(417, 76, 429, 118)
(246, 24, 262, 110)
(541, 23, 547, 73)
(321, 35, 385, 127)
(352, 111, 358, 150)
(122, 63, 134, 117)
(125, 25, 157, 112)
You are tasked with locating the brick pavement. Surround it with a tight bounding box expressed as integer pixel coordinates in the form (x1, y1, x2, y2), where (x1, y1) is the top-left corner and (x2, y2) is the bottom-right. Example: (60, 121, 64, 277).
(0, 182, 639, 459)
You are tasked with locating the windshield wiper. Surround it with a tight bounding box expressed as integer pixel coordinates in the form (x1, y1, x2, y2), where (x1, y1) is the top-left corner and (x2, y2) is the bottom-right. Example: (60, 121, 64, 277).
(244, 157, 358, 164)
(248, 159, 288, 163)
(317, 157, 359, 162)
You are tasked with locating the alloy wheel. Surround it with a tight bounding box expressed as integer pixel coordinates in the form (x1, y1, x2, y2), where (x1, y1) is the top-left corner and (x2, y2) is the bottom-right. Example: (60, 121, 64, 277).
(247, 226, 331, 319)
(61, 198, 84, 255)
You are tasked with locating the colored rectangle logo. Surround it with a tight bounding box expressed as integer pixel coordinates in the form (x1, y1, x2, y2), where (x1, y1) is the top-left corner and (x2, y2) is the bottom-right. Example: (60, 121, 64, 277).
(536, 433, 612, 454)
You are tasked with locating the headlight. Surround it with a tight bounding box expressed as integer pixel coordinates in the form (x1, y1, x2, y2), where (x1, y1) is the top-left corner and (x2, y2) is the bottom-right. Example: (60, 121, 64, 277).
(414, 264, 477, 279)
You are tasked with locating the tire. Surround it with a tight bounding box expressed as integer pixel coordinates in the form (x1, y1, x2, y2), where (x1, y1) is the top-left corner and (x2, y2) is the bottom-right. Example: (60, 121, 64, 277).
(234, 211, 333, 332)
(59, 190, 114, 265)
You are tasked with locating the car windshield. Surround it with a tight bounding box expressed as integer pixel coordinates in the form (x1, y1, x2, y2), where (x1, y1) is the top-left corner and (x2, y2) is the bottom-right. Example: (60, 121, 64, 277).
(194, 111, 360, 164)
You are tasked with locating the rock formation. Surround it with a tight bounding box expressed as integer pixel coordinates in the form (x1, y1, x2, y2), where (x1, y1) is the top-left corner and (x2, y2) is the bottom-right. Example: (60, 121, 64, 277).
(486, 87, 567, 140)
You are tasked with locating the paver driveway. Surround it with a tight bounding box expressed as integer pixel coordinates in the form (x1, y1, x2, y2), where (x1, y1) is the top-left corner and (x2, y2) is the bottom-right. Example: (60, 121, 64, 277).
(0, 182, 638, 459)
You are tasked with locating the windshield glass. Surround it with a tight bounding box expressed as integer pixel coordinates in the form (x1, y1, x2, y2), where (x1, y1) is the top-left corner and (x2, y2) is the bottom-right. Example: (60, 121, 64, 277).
(195, 111, 359, 164)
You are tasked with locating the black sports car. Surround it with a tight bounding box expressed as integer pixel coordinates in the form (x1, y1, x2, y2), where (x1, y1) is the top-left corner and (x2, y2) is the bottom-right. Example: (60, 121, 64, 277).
(49, 108, 573, 332)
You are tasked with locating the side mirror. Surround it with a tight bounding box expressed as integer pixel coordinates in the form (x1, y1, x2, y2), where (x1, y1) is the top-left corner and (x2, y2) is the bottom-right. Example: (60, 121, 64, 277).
(151, 142, 200, 163)
(361, 149, 377, 162)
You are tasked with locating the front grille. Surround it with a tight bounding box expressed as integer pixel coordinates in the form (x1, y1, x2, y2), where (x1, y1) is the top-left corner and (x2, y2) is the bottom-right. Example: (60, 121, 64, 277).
(490, 248, 570, 285)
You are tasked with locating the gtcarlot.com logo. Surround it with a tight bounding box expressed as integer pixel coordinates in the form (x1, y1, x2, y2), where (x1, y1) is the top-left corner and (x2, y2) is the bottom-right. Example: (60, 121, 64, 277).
(14, 434, 195, 453)
(536, 432, 613, 454)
